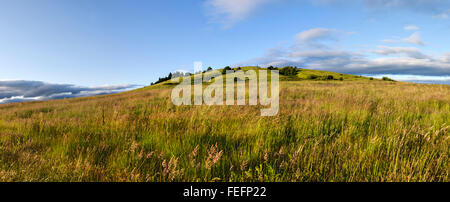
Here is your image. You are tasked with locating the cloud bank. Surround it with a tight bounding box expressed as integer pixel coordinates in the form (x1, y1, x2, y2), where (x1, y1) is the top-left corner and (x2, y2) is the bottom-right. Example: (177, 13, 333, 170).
(370, 46, 430, 59)
(0, 80, 139, 104)
(235, 28, 450, 76)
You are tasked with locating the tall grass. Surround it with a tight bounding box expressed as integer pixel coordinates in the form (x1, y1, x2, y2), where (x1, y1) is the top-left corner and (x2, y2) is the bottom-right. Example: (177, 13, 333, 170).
(0, 79, 448, 182)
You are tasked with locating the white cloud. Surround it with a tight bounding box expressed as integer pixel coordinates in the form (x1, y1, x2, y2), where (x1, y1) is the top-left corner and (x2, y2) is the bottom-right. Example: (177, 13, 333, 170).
(296, 28, 337, 43)
(383, 32, 425, 46)
(370, 46, 430, 59)
(294, 28, 354, 50)
(287, 50, 350, 58)
(205, 0, 272, 28)
(236, 28, 450, 76)
(404, 25, 420, 31)
(403, 32, 425, 45)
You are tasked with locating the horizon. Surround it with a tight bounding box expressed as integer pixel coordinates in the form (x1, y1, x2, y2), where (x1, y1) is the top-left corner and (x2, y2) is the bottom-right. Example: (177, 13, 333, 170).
(1, 0, 450, 103)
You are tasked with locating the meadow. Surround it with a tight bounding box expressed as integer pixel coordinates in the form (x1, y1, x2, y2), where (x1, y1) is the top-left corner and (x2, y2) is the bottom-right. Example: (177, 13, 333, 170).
(0, 68, 448, 182)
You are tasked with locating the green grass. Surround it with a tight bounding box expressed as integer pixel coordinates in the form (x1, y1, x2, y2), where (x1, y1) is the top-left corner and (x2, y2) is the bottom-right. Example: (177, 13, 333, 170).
(0, 67, 448, 182)
(295, 68, 370, 81)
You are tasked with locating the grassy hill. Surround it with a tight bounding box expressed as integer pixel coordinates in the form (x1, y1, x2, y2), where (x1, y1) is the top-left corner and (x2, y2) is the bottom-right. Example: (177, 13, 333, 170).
(0, 67, 448, 182)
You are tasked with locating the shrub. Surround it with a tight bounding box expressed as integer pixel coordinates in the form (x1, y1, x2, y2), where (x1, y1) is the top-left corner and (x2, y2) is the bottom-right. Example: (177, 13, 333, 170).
(279, 66, 298, 76)
(327, 75, 334, 80)
(308, 75, 318, 80)
(153, 72, 173, 85)
(382, 77, 395, 81)
(222, 66, 232, 74)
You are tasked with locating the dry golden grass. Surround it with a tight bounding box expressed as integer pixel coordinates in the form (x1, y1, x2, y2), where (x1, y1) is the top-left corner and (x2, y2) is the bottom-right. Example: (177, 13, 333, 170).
(0, 77, 448, 182)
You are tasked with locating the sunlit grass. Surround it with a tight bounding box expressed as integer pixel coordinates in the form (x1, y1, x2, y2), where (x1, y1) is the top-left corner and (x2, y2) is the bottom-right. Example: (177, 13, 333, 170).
(0, 69, 448, 182)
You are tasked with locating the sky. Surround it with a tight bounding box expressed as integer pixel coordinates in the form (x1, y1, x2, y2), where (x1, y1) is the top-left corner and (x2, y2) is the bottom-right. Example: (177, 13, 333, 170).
(1, 0, 450, 103)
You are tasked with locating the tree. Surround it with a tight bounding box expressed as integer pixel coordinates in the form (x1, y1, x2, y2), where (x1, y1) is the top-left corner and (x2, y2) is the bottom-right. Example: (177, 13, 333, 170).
(279, 66, 298, 76)
(153, 72, 176, 85)
(207, 67, 213, 71)
(382, 77, 395, 81)
(222, 66, 232, 74)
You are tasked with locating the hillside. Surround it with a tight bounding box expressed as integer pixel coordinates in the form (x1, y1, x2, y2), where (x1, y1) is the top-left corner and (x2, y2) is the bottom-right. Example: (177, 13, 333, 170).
(0, 67, 448, 182)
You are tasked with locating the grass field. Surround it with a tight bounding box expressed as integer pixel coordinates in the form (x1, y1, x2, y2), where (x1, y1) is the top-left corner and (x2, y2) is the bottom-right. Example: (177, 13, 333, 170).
(0, 68, 448, 182)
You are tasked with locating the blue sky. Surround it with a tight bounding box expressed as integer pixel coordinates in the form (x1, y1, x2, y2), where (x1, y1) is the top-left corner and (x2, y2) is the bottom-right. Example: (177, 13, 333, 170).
(1, 0, 450, 103)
